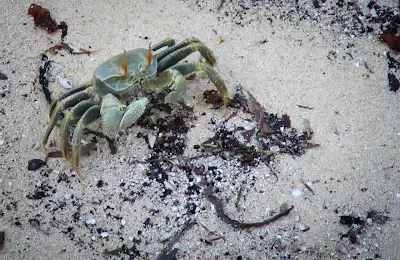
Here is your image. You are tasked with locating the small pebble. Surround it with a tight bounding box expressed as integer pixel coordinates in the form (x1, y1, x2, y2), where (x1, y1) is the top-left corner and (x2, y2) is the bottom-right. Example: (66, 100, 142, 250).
(291, 188, 303, 197)
(91, 236, 96, 241)
(101, 232, 108, 238)
(0, 140, 4, 145)
(396, 193, 400, 199)
(147, 133, 157, 148)
(86, 219, 96, 225)
(367, 218, 373, 225)
(64, 193, 71, 200)
(121, 219, 126, 226)
(265, 207, 272, 217)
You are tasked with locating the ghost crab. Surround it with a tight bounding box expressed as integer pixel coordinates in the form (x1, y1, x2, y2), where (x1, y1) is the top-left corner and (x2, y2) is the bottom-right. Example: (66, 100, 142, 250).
(42, 37, 228, 180)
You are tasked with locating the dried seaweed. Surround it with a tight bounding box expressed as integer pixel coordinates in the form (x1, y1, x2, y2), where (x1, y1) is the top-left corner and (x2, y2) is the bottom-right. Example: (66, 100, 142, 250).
(28, 4, 58, 33)
(387, 53, 400, 91)
(246, 91, 274, 137)
(380, 30, 400, 52)
(39, 54, 52, 103)
(204, 187, 294, 229)
(156, 220, 196, 260)
(45, 43, 93, 55)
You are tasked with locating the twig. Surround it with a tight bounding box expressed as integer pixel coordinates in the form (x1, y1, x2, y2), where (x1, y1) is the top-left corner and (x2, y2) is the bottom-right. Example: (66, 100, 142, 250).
(296, 104, 314, 110)
(204, 187, 294, 229)
(235, 186, 244, 208)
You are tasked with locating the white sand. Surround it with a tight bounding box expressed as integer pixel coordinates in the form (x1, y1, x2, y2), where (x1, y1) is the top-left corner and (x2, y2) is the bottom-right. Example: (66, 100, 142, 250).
(0, 0, 399, 259)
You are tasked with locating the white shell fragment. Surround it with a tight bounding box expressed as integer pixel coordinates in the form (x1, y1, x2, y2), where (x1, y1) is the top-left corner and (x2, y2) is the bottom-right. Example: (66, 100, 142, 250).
(291, 188, 303, 197)
(56, 75, 73, 89)
(86, 218, 96, 225)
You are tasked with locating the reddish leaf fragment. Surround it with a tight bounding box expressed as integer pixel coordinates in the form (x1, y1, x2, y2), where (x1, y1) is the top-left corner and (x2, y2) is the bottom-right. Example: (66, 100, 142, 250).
(28, 4, 58, 33)
(379, 31, 400, 52)
(246, 91, 274, 137)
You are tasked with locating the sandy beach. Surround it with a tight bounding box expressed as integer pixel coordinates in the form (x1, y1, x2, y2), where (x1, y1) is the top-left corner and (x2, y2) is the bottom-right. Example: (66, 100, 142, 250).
(0, 0, 399, 259)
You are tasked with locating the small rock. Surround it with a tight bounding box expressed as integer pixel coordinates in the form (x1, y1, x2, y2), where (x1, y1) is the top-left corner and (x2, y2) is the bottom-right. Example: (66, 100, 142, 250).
(0, 72, 8, 80)
(121, 219, 126, 226)
(0, 140, 4, 146)
(64, 193, 71, 200)
(28, 159, 46, 171)
(101, 232, 108, 238)
(91, 236, 96, 241)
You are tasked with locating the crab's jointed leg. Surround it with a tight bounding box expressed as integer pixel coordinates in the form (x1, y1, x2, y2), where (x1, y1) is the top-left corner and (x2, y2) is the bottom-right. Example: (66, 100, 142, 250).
(157, 39, 216, 72)
(71, 105, 101, 180)
(153, 38, 228, 113)
(172, 62, 228, 113)
(60, 100, 94, 158)
(49, 81, 93, 117)
(152, 38, 175, 51)
(42, 85, 94, 149)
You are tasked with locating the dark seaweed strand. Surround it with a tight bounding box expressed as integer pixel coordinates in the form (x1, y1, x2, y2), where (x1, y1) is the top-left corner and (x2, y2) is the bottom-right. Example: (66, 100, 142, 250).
(204, 187, 294, 229)
(39, 54, 52, 103)
(156, 220, 197, 260)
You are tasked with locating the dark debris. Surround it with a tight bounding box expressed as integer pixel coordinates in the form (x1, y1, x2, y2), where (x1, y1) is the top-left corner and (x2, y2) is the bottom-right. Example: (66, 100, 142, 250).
(38, 54, 52, 103)
(27, 158, 46, 171)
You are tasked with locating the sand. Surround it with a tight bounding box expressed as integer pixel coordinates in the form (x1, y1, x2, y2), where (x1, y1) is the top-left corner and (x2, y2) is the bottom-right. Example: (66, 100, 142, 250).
(0, 0, 399, 259)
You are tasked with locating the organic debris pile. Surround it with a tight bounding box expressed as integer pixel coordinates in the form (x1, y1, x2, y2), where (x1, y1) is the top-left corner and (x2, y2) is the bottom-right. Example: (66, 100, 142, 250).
(336, 209, 390, 258)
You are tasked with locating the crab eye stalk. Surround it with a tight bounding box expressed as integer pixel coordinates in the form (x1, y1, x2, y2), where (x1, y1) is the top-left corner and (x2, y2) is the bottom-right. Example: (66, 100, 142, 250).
(146, 43, 153, 68)
(120, 49, 128, 78)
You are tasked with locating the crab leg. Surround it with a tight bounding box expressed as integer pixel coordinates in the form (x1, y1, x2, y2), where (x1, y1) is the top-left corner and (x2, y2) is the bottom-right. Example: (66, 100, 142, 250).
(171, 62, 229, 113)
(152, 38, 175, 52)
(60, 100, 94, 159)
(71, 105, 101, 180)
(49, 81, 92, 117)
(157, 40, 217, 72)
(42, 90, 93, 149)
(155, 38, 201, 61)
